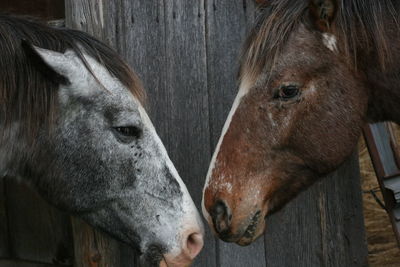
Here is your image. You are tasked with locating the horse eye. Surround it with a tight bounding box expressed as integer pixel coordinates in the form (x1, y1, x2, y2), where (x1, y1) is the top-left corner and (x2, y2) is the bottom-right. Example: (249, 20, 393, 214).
(279, 85, 299, 100)
(114, 126, 142, 139)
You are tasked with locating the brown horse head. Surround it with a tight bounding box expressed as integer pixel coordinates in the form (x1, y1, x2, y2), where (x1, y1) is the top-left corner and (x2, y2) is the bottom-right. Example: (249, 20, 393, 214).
(202, 0, 398, 245)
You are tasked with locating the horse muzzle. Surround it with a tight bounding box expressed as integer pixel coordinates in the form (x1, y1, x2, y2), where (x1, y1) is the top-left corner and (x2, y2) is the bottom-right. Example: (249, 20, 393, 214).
(207, 199, 266, 246)
(160, 227, 204, 267)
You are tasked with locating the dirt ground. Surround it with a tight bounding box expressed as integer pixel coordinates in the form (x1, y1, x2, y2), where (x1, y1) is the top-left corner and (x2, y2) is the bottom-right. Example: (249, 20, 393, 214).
(359, 129, 400, 266)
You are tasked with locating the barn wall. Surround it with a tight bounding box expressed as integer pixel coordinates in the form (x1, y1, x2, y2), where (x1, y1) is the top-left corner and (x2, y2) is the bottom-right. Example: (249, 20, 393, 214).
(65, 0, 368, 266)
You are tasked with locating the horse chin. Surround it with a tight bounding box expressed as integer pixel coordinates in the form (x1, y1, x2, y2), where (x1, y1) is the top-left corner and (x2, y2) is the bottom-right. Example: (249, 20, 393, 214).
(141, 245, 196, 267)
(139, 241, 196, 267)
(236, 212, 267, 246)
(139, 244, 165, 267)
(214, 208, 267, 246)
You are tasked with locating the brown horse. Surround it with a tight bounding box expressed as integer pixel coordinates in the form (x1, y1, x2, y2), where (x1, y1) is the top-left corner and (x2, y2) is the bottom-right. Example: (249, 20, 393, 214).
(202, 0, 400, 246)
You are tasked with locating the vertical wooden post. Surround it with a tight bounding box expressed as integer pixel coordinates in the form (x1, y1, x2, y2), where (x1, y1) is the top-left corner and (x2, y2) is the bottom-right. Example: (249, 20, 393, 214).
(363, 123, 400, 246)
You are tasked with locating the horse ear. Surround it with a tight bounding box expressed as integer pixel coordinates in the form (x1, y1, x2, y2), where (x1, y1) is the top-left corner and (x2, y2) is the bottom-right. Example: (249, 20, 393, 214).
(309, 0, 337, 32)
(21, 40, 71, 85)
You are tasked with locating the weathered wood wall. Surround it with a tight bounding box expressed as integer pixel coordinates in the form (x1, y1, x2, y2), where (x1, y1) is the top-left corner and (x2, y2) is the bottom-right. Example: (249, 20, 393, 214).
(65, 0, 368, 266)
(0, 0, 368, 266)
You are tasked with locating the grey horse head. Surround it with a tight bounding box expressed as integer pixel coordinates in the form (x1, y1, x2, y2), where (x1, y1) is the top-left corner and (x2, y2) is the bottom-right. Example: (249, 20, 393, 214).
(1, 42, 203, 266)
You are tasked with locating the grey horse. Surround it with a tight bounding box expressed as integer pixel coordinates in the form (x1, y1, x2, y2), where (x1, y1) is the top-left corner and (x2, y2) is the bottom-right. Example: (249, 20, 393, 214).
(0, 15, 203, 266)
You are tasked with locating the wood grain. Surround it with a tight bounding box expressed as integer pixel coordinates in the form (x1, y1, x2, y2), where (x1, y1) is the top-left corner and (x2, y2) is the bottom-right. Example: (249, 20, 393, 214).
(264, 153, 368, 266)
(71, 217, 136, 267)
(161, 1, 216, 266)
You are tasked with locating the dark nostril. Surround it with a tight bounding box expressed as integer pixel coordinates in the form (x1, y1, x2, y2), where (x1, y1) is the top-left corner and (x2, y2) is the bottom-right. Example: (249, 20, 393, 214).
(210, 200, 231, 234)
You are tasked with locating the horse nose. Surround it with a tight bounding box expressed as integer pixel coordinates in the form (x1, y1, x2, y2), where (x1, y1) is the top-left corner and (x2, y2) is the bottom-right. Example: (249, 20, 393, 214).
(184, 232, 203, 259)
(161, 228, 204, 267)
(210, 200, 232, 234)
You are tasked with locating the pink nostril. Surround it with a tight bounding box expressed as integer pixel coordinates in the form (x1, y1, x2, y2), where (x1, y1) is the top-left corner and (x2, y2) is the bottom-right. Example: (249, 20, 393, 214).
(185, 232, 203, 259)
(162, 231, 204, 266)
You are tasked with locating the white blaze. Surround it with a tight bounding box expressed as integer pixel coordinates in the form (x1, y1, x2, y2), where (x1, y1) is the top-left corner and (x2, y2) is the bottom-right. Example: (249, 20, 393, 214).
(138, 105, 203, 256)
(201, 77, 252, 222)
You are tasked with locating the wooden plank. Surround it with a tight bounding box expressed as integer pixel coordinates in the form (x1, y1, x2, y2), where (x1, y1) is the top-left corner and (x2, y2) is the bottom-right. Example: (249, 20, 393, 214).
(5, 179, 73, 265)
(65, 0, 119, 48)
(205, 1, 266, 266)
(263, 188, 322, 266)
(0, 179, 10, 258)
(206, 0, 257, 144)
(368, 123, 399, 174)
(116, 0, 167, 122)
(160, 1, 216, 266)
(264, 152, 368, 266)
(363, 123, 400, 245)
(71, 217, 135, 267)
(320, 154, 368, 266)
